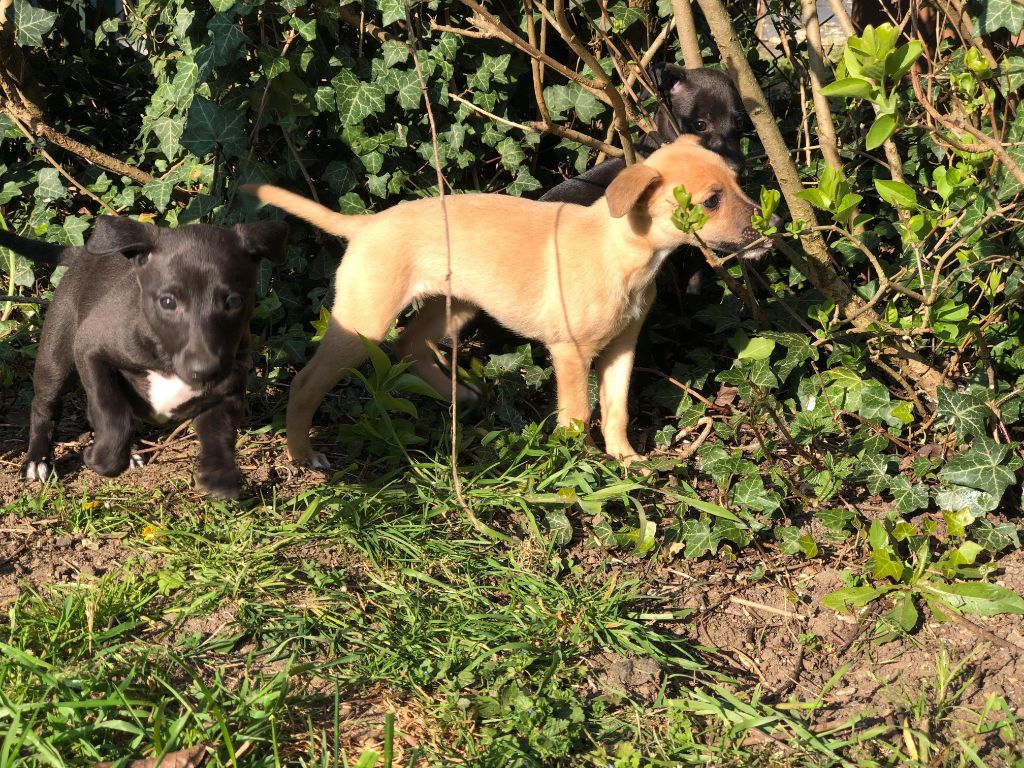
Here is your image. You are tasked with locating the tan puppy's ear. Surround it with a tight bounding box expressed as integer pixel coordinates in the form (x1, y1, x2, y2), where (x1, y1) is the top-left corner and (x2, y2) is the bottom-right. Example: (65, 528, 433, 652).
(606, 165, 662, 218)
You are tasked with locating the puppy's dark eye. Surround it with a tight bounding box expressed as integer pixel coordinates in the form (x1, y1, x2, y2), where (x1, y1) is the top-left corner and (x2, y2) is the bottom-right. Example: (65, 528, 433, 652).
(159, 295, 177, 311)
(703, 194, 721, 211)
(225, 293, 243, 310)
(694, 119, 708, 132)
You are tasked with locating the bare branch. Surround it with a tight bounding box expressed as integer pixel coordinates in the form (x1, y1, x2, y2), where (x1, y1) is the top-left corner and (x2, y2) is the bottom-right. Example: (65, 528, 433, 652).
(800, 0, 841, 169)
(671, 0, 703, 68)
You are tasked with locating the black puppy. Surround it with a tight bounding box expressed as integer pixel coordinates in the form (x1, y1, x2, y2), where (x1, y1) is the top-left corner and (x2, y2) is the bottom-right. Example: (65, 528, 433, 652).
(0, 217, 287, 498)
(539, 65, 746, 206)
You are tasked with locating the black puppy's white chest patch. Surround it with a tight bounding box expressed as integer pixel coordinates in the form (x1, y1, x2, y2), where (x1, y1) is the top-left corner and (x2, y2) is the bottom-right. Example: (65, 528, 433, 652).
(124, 370, 200, 422)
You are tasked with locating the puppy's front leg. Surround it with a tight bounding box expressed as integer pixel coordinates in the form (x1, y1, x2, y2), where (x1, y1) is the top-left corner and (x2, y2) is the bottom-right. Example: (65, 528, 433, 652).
(596, 290, 655, 463)
(193, 395, 243, 499)
(548, 342, 596, 430)
(77, 353, 136, 477)
(24, 331, 77, 482)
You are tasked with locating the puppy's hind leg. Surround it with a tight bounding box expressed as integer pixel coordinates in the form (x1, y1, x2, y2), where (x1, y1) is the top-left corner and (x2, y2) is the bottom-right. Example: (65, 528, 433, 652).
(395, 296, 480, 406)
(286, 277, 408, 468)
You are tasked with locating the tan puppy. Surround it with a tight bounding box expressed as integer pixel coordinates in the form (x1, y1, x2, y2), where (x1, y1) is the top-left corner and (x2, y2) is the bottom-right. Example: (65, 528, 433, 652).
(244, 135, 771, 468)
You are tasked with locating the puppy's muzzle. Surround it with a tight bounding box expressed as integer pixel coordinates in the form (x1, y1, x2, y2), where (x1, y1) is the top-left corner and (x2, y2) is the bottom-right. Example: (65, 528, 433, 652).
(737, 212, 782, 261)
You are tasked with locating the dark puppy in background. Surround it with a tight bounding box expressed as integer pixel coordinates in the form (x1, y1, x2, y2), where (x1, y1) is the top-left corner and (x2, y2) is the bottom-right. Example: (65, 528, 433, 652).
(0, 217, 287, 498)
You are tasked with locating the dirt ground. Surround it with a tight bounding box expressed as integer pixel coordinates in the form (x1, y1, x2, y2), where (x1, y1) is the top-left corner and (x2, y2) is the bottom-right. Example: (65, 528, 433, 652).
(2, 408, 1023, 746)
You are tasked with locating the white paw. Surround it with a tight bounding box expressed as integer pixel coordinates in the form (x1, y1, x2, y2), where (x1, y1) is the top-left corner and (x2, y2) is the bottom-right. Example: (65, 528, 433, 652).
(25, 460, 54, 482)
(309, 451, 331, 470)
(130, 446, 146, 469)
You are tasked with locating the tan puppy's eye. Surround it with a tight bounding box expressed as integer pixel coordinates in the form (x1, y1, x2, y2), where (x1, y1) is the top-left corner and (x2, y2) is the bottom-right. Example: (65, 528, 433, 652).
(702, 193, 721, 211)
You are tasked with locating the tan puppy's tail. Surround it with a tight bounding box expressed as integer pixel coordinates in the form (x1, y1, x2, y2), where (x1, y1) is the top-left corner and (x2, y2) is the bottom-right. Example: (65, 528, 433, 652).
(241, 184, 362, 240)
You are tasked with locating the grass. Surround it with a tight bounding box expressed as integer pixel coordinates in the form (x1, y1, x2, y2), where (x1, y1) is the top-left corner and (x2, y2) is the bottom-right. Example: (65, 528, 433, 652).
(3, 367, 1024, 766)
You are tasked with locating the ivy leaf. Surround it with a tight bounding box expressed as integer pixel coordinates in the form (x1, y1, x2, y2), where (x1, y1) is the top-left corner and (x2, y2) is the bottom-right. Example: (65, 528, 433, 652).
(50, 215, 89, 247)
(734, 334, 776, 361)
(34, 168, 65, 203)
(143, 175, 178, 213)
(937, 387, 991, 441)
(545, 510, 573, 548)
(818, 507, 855, 533)
(467, 53, 511, 92)
(181, 96, 247, 157)
(937, 438, 1022, 501)
(205, 13, 249, 68)
(678, 519, 715, 559)
(933, 485, 998, 517)
(855, 451, 893, 494)
(775, 526, 817, 558)
(505, 168, 541, 197)
(714, 518, 752, 548)
(152, 116, 185, 160)
(728, 475, 780, 514)
(393, 70, 422, 111)
(972, 519, 1020, 553)
(889, 475, 929, 516)
(5, 251, 35, 287)
(332, 70, 386, 125)
(323, 161, 357, 196)
(166, 58, 200, 109)
(976, 0, 1024, 35)
(381, 40, 410, 68)
(289, 16, 317, 41)
(210, 0, 236, 12)
(13, 0, 56, 47)
(379, 0, 407, 26)
(0, 181, 20, 205)
(497, 137, 526, 173)
(542, 83, 606, 123)
(698, 445, 753, 487)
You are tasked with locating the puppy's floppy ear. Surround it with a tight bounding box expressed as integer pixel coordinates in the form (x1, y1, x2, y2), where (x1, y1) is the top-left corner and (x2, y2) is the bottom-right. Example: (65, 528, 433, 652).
(86, 216, 159, 256)
(649, 63, 692, 139)
(650, 63, 688, 97)
(606, 165, 662, 218)
(234, 220, 289, 264)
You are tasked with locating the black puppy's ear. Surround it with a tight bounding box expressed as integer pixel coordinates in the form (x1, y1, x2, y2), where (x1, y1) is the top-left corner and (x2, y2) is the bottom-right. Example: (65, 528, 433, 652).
(234, 220, 289, 264)
(86, 217, 159, 259)
(650, 63, 688, 97)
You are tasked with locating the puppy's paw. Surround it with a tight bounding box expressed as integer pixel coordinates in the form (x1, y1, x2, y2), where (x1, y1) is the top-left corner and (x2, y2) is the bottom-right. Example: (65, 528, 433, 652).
(617, 452, 652, 477)
(24, 459, 55, 483)
(130, 445, 146, 469)
(83, 444, 129, 477)
(309, 451, 331, 470)
(197, 466, 243, 499)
